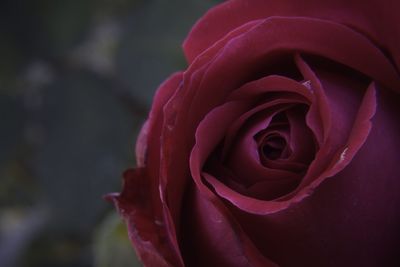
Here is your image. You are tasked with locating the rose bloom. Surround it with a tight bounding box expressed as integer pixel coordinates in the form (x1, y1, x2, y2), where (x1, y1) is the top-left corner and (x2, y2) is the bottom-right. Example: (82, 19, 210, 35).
(108, 0, 400, 266)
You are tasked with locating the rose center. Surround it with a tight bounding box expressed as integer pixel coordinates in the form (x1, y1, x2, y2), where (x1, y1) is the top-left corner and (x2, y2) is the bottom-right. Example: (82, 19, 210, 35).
(260, 135, 287, 160)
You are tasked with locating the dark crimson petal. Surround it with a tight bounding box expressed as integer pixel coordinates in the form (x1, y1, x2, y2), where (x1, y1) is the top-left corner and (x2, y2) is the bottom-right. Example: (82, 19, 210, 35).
(228, 73, 326, 147)
(189, 97, 302, 199)
(289, 55, 376, 197)
(261, 159, 306, 174)
(203, 165, 300, 201)
(115, 72, 185, 267)
(296, 54, 366, 151)
(157, 20, 263, 236)
(303, 77, 330, 146)
(205, 80, 376, 214)
(258, 130, 291, 161)
(161, 17, 400, 235)
(233, 87, 400, 266)
(205, 169, 302, 201)
(113, 2, 400, 266)
(297, 83, 378, 191)
(185, 17, 400, 141)
(225, 102, 298, 184)
(226, 106, 304, 184)
(183, 0, 400, 72)
(256, 128, 291, 156)
(244, 177, 300, 200)
(190, 101, 252, 189)
(227, 75, 313, 101)
(285, 107, 316, 164)
(108, 169, 174, 267)
(223, 75, 312, 160)
(136, 72, 183, 167)
(181, 182, 278, 267)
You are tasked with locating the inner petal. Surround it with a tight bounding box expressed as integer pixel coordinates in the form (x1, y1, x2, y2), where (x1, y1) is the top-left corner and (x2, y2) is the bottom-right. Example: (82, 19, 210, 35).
(225, 106, 296, 185)
(261, 135, 287, 160)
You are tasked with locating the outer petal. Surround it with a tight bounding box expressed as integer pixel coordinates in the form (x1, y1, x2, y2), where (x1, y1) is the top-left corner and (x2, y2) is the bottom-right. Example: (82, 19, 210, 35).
(183, 0, 400, 72)
(157, 20, 262, 238)
(108, 169, 173, 267)
(180, 183, 278, 267)
(112, 72, 185, 267)
(136, 72, 183, 167)
(184, 16, 400, 132)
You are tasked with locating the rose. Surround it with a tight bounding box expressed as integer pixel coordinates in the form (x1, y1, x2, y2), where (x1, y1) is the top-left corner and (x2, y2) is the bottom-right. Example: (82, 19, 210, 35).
(109, 0, 400, 266)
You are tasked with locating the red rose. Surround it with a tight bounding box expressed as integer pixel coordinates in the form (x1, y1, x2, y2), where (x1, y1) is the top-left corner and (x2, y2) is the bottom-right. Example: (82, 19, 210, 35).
(109, 0, 400, 266)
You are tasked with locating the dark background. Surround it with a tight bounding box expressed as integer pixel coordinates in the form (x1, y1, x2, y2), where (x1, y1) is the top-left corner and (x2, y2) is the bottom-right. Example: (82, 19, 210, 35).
(0, 1, 221, 266)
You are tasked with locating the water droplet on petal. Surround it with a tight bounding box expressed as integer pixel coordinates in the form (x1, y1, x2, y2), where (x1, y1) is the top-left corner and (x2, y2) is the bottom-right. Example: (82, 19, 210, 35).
(339, 147, 349, 163)
(302, 80, 313, 92)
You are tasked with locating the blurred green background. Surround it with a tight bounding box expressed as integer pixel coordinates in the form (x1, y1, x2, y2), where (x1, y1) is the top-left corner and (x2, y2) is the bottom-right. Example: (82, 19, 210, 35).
(0, 0, 221, 266)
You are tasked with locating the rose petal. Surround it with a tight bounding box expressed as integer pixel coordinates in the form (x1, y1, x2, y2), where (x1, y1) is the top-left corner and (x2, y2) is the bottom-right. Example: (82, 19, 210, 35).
(256, 127, 292, 159)
(183, 0, 400, 72)
(190, 101, 252, 189)
(285, 107, 316, 164)
(206, 79, 377, 214)
(126, 72, 185, 266)
(233, 86, 400, 266)
(223, 103, 298, 184)
(227, 107, 307, 184)
(290, 55, 376, 197)
(186, 17, 399, 126)
(227, 75, 313, 101)
(109, 169, 175, 267)
(136, 72, 183, 167)
(158, 20, 262, 237)
(180, 182, 278, 267)
(161, 17, 399, 234)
